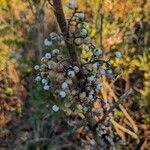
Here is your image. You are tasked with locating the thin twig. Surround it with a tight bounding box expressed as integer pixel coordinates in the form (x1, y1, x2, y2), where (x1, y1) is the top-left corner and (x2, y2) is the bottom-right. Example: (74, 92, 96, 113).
(100, 13, 103, 48)
(27, 0, 36, 16)
(93, 88, 133, 130)
(47, 0, 54, 7)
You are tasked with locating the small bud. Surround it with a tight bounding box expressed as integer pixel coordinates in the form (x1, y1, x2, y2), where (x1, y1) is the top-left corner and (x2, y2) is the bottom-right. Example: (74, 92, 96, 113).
(83, 37, 91, 44)
(52, 49, 60, 55)
(114, 67, 122, 73)
(44, 38, 52, 46)
(40, 64, 47, 71)
(94, 48, 103, 56)
(66, 79, 73, 85)
(59, 40, 65, 46)
(81, 29, 87, 37)
(88, 94, 93, 100)
(52, 105, 59, 112)
(79, 92, 86, 99)
(100, 69, 106, 75)
(34, 65, 40, 70)
(56, 74, 65, 83)
(41, 57, 48, 63)
(35, 76, 41, 81)
(70, 21, 77, 26)
(67, 0, 76, 9)
(82, 22, 87, 28)
(47, 60, 56, 69)
(48, 70, 56, 79)
(71, 90, 77, 96)
(84, 45, 90, 51)
(43, 85, 50, 90)
(78, 12, 85, 19)
(114, 51, 122, 58)
(57, 55, 64, 61)
(87, 75, 95, 82)
(73, 66, 80, 73)
(74, 38, 83, 45)
(45, 53, 51, 59)
(77, 104, 83, 110)
(42, 78, 48, 84)
(92, 63, 98, 69)
(62, 82, 68, 89)
(96, 83, 102, 90)
(71, 16, 77, 21)
(67, 70, 75, 78)
(59, 91, 66, 98)
(50, 32, 58, 40)
(107, 69, 113, 75)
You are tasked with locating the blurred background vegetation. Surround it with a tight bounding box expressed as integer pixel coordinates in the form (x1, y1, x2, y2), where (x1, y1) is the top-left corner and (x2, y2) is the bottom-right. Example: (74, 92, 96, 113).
(0, 0, 149, 149)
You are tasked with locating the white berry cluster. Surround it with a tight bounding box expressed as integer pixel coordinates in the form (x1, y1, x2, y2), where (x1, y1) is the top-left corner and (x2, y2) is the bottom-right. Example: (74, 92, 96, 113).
(34, 1, 123, 147)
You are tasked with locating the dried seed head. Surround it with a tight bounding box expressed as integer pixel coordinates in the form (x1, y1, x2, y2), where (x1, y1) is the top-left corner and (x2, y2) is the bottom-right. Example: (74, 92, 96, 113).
(57, 55, 64, 61)
(83, 37, 91, 44)
(66, 79, 73, 85)
(70, 20, 77, 26)
(52, 49, 60, 55)
(55, 64, 64, 72)
(54, 89, 60, 98)
(40, 64, 47, 71)
(41, 57, 48, 63)
(73, 66, 80, 73)
(100, 69, 106, 75)
(47, 60, 57, 69)
(56, 74, 65, 83)
(71, 89, 77, 96)
(48, 70, 56, 79)
(77, 104, 83, 110)
(74, 38, 83, 45)
(50, 32, 58, 40)
(79, 92, 86, 99)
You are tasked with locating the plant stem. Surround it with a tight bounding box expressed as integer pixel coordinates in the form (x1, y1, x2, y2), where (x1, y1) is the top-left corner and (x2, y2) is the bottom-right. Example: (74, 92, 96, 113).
(52, 0, 86, 79)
